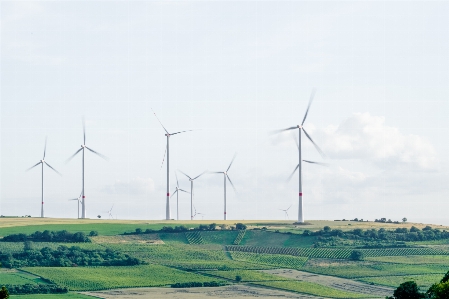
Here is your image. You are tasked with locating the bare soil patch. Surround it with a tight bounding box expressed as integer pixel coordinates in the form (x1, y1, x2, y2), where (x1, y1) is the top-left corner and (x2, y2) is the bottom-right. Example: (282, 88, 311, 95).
(91, 234, 164, 244)
(82, 285, 330, 299)
(262, 269, 393, 297)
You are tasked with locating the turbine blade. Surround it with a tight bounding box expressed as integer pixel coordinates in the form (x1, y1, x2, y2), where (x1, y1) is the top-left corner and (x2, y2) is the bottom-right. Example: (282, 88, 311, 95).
(86, 147, 109, 161)
(44, 162, 62, 176)
(69, 198, 79, 201)
(170, 190, 178, 198)
(43, 136, 47, 159)
(301, 88, 317, 126)
(176, 173, 179, 188)
(151, 108, 169, 134)
(27, 162, 42, 171)
(83, 117, 86, 144)
(160, 146, 167, 169)
(226, 153, 237, 172)
(170, 129, 193, 135)
(193, 171, 207, 180)
(303, 160, 329, 166)
(66, 148, 83, 163)
(271, 127, 298, 135)
(178, 170, 192, 180)
(226, 175, 237, 193)
(287, 164, 300, 182)
(302, 128, 326, 158)
(292, 131, 299, 150)
(287, 204, 292, 211)
(179, 189, 190, 194)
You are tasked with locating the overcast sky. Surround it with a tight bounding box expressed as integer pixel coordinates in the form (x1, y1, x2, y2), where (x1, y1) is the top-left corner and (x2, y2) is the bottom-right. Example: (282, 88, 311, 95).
(1, 1, 448, 224)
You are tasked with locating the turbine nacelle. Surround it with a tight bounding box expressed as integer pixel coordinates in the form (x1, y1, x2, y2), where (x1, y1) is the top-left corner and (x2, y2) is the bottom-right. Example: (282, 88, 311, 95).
(40, 160, 45, 163)
(81, 145, 86, 148)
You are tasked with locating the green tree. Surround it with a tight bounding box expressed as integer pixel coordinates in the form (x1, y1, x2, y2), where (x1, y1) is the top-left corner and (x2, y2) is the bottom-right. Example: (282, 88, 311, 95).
(0, 286, 9, 299)
(235, 223, 247, 230)
(235, 275, 242, 282)
(349, 250, 364, 261)
(402, 217, 407, 223)
(393, 281, 424, 299)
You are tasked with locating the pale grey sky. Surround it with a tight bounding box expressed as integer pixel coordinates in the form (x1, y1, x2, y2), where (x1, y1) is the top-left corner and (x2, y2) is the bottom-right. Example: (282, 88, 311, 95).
(1, 1, 448, 224)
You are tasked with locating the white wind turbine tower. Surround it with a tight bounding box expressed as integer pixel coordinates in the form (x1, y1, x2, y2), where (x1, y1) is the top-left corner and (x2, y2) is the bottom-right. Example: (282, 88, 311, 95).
(210, 154, 237, 220)
(171, 174, 189, 221)
(152, 109, 192, 220)
(69, 192, 82, 219)
(27, 137, 61, 218)
(67, 118, 108, 219)
(279, 205, 292, 220)
(274, 89, 326, 223)
(179, 170, 206, 220)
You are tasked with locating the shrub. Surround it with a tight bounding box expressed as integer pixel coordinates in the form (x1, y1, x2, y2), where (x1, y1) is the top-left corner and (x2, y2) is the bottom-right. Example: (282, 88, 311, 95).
(349, 250, 364, 261)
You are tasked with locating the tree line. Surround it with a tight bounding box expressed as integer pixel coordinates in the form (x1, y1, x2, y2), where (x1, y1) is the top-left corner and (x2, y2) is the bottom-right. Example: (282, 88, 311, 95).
(302, 226, 449, 247)
(124, 223, 247, 235)
(0, 244, 143, 268)
(1, 230, 94, 243)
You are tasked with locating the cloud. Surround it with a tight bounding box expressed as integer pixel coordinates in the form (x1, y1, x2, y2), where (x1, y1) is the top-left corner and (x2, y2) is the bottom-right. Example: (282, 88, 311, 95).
(102, 177, 154, 195)
(321, 113, 436, 170)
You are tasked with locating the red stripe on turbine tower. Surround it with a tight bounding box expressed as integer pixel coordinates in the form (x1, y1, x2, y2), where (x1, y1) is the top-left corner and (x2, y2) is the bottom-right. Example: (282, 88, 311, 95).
(82, 196, 85, 198)
(299, 192, 303, 196)
(167, 193, 170, 196)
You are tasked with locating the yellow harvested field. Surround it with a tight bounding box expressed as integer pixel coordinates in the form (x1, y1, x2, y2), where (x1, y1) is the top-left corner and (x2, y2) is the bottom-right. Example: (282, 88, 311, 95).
(0, 218, 446, 233)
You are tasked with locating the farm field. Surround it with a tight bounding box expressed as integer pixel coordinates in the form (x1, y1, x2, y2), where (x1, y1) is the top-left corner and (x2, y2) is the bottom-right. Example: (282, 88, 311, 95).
(262, 269, 393, 297)
(14, 294, 96, 299)
(24, 265, 225, 291)
(303, 258, 448, 278)
(83, 285, 334, 299)
(0, 218, 448, 298)
(358, 274, 444, 290)
(0, 269, 49, 285)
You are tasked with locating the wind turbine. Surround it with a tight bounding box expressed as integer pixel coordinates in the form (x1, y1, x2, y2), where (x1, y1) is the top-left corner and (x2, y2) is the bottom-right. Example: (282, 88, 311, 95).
(152, 109, 192, 220)
(274, 89, 325, 223)
(107, 204, 115, 219)
(171, 174, 189, 221)
(69, 192, 82, 219)
(67, 118, 107, 219)
(179, 170, 206, 220)
(279, 205, 292, 220)
(27, 137, 61, 218)
(210, 154, 237, 220)
(192, 205, 205, 220)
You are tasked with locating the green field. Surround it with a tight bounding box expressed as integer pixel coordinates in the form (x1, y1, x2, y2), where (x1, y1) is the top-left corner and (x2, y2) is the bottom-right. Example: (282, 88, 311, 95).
(24, 265, 225, 291)
(0, 218, 448, 298)
(230, 251, 308, 269)
(13, 294, 96, 299)
(254, 280, 368, 298)
(0, 269, 49, 285)
(303, 259, 448, 278)
(358, 274, 444, 289)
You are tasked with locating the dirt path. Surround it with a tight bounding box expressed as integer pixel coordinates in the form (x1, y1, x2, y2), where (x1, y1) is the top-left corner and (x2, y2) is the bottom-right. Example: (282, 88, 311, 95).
(82, 285, 330, 299)
(262, 269, 393, 297)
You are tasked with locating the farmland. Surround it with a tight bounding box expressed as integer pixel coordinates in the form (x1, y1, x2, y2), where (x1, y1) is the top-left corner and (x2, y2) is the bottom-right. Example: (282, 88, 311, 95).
(0, 218, 448, 298)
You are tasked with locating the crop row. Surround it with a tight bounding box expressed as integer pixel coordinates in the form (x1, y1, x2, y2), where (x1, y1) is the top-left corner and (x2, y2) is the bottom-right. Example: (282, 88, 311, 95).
(230, 251, 308, 269)
(24, 265, 223, 291)
(233, 230, 246, 245)
(185, 231, 204, 244)
(225, 246, 449, 259)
